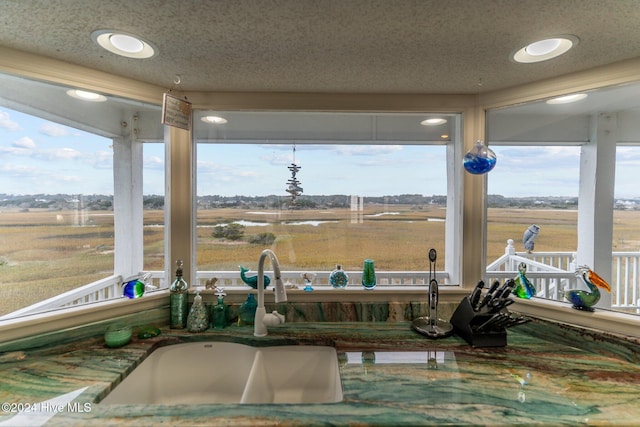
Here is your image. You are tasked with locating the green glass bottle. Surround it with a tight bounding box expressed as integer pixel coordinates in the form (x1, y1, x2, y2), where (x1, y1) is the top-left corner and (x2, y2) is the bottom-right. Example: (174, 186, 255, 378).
(169, 259, 189, 329)
(212, 288, 228, 329)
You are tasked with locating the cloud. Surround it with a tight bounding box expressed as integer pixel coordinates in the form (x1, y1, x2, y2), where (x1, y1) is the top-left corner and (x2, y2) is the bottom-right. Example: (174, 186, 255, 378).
(262, 152, 290, 166)
(335, 145, 403, 156)
(91, 150, 113, 169)
(40, 147, 84, 160)
(198, 159, 256, 178)
(0, 163, 39, 176)
(144, 155, 164, 170)
(12, 136, 35, 149)
(58, 175, 83, 183)
(0, 110, 19, 131)
(39, 123, 70, 137)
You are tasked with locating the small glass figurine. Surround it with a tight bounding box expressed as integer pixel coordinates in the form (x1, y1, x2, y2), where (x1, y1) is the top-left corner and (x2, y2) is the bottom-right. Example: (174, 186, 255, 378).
(238, 293, 257, 326)
(564, 265, 611, 311)
(187, 289, 209, 333)
(513, 262, 536, 299)
(302, 272, 316, 292)
(122, 278, 145, 299)
(463, 140, 497, 174)
(362, 259, 376, 290)
(330, 265, 349, 288)
(240, 265, 271, 289)
(122, 272, 153, 299)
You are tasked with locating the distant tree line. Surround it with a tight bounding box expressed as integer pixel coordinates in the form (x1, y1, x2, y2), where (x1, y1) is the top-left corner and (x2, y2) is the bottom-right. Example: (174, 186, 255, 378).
(1, 193, 638, 211)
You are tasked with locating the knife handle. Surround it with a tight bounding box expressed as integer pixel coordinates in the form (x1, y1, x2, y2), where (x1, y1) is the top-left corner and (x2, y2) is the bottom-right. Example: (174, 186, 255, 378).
(478, 280, 500, 310)
(469, 280, 485, 310)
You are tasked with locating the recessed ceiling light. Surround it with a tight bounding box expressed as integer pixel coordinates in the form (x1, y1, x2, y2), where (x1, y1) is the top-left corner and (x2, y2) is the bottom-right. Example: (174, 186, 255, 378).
(91, 30, 157, 59)
(109, 34, 144, 53)
(526, 39, 561, 56)
(420, 118, 447, 126)
(546, 93, 588, 104)
(511, 35, 578, 63)
(66, 89, 107, 102)
(201, 116, 228, 124)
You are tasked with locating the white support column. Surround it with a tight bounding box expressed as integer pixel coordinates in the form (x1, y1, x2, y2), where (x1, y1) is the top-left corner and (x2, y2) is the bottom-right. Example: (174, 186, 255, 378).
(164, 125, 196, 287)
(576, 113, 617, 308)
(445, 113, 464, 285)
(113, 116, 144, 279)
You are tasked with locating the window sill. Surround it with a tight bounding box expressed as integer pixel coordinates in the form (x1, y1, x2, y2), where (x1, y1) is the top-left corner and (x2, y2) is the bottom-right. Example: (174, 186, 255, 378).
(0, 291, 167, 344)
(2, 288, 640, 345)
(512, 297, 640, 339)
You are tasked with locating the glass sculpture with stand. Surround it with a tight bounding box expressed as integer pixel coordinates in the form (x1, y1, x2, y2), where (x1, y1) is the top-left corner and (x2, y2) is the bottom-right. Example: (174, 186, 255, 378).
(411, 248, 453, 338)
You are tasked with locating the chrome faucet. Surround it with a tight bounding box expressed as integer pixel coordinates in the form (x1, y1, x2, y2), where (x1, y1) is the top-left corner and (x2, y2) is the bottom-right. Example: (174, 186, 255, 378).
(254, 249, 287, 337)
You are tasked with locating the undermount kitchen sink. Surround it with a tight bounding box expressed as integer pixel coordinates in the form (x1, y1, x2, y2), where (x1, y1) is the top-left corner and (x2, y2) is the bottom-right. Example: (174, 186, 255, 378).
(100, 342, 343, 405)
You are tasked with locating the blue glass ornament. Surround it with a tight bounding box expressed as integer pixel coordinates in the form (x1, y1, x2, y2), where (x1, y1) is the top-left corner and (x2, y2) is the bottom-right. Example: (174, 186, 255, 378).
(463, 140, 497, 174)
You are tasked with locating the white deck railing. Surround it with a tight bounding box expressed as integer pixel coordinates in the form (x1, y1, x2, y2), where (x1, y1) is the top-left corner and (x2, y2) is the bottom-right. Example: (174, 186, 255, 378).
(0, 270, 449, 319)
(3, 240, 640, 319)
(486, 239, 640, 311)
(0, 275, 125, 320)
(612, 251, 640, 309)
(485, 239, 577, 301)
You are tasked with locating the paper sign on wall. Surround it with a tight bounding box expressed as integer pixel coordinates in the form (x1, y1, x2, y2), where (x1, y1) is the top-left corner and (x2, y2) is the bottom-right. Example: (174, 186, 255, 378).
(162, 93, 192, 131)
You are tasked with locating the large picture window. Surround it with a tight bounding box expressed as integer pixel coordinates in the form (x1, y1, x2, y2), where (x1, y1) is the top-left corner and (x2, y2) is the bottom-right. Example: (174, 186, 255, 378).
(194, 111, 460, 285)
(196, 143, 448, 273)
(0, 73, 162, 320)
(0, 107, 115, 317)
(486, 82, 640, 315)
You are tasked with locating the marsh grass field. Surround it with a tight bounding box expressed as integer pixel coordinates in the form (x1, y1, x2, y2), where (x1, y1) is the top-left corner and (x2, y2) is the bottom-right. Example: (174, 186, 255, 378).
(2, 205, 640, 316)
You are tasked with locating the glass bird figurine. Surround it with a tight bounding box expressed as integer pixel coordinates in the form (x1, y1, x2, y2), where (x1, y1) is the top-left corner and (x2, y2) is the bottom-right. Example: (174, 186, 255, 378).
(240, 265, 271, 289)
(563, 265, 611, 311)
(513, 262, 536, 299)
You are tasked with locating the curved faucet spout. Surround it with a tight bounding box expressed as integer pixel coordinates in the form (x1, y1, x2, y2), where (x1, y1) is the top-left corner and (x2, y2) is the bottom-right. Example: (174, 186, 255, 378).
(254, 249, 287, 337)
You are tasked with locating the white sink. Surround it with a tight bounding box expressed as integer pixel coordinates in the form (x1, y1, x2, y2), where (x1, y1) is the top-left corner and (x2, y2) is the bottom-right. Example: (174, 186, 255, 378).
(241, 346, 343, 404)
(101, 342, 343, 405)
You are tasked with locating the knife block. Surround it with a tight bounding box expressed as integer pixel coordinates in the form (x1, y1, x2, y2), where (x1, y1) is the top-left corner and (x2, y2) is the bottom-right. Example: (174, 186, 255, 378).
(450, 296, 507, 347)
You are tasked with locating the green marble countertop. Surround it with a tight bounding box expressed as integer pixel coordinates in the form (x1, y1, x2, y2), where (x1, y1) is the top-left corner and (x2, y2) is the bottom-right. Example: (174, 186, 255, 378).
(1, 322, 640, 426)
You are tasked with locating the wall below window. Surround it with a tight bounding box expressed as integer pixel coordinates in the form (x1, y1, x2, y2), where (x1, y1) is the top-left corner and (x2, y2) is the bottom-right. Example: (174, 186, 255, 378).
(0, 294, 462, 353)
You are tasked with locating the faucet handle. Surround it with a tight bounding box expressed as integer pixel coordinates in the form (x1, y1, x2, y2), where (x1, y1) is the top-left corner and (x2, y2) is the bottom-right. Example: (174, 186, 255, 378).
(263, 311, 285, 326)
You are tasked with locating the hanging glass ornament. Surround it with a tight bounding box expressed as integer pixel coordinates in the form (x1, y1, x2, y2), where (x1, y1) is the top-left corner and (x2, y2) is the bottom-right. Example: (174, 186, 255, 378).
(463, 140, 497, 174)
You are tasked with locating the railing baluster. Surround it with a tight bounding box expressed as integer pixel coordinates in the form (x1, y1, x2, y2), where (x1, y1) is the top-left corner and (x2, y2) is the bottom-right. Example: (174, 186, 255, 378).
(625, 256, 630, 307)
(631, 257, 640, 306)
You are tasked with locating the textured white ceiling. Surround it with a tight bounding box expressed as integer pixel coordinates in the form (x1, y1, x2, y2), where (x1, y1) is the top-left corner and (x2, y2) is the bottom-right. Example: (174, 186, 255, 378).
(2, 0, 640, 94)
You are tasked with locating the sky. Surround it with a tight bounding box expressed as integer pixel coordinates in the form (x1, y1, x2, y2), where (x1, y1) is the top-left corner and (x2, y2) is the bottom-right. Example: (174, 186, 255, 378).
(2, 106, 640, 199)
